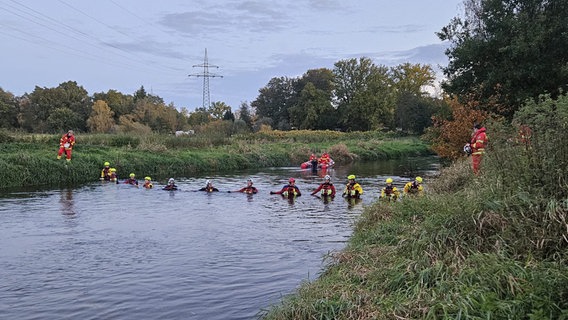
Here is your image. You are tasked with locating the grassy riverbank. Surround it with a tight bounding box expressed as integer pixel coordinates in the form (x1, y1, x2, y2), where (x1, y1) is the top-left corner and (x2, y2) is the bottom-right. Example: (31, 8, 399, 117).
(0, 130, 431, 189)
(261, 121, 568, 318)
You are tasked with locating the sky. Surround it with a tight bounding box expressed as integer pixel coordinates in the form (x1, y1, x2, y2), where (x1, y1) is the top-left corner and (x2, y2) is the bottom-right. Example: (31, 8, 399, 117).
(0, 0, 464, 111)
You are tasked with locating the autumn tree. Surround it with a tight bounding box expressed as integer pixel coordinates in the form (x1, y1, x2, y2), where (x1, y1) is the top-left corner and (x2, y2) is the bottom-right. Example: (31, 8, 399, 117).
(424, 96, 489, 159)
(87, 100, 115, 133)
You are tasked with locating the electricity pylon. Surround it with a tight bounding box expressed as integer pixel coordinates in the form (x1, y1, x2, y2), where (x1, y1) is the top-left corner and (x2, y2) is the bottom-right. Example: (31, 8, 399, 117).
(188, 48, 222, 109)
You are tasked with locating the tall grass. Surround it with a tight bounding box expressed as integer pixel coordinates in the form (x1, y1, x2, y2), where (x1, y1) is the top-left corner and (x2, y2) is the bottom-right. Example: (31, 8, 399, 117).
(261, 94, 568, 319)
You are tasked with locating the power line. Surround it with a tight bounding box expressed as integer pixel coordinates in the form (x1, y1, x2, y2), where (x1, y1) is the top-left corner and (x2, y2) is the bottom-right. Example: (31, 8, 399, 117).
(189, 48, 223, 109)
(0, 0, 182, 75)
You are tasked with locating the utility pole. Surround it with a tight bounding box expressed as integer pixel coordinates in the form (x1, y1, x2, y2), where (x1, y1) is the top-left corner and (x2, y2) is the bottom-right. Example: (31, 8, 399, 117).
(188, 48, 222, 109)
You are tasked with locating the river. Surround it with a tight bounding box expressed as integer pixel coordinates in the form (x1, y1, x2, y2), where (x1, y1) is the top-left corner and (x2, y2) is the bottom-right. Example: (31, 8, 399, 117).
(0, 158, 439, 320)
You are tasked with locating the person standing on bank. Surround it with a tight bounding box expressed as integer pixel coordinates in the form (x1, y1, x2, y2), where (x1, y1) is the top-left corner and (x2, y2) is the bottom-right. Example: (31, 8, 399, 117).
(57, 130, 76, 162)
(467, 122, 488, 175)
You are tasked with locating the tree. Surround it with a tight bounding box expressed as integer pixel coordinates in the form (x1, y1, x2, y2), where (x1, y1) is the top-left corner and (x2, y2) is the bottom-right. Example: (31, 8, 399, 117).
(0, 88, 18, 129)
(289, 83, 337, 130)
(424, 96, 489, 159)
(209, 101, 231, 120)
(288, 68, 337, 130)
(22, 81, 90, 132)
(187, 107, 212, 126)
(390, 63, 436, 96)
(396, 92, 440, 134)
(438, 0, 568, 119)
(223, 110, 235, 122)
(47, 107, 83, 133)
(236, 102, 253, 130)
(251, 76, 298, 130)
(333, 57, 394, 131)
(92, 89, 134, 121)
(87, 100, 115, 133)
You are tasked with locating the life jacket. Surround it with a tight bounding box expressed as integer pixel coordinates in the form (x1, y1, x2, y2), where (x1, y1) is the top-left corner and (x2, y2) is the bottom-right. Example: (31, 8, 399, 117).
(405, 181, 422, 194)
(321, 183, 333, 196)
(101, 167, 111, 181)
(243, 186, 257, 194)
(345, 182, 361, 198)
(60, 134, 75, 149)
(203, 186, 218, 192)
(384, 185, 394, 195)
(124, 178, 137, 185)
(282, 185, 298, 198)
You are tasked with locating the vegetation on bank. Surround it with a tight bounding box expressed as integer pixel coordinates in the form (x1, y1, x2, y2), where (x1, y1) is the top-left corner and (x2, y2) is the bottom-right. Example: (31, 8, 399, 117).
(261, 95, 568, 318)
(0, 130, 431, 189)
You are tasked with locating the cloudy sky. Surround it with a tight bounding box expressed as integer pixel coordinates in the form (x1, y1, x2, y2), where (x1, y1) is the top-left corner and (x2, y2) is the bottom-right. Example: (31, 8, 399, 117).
(0, 0, 463, 111)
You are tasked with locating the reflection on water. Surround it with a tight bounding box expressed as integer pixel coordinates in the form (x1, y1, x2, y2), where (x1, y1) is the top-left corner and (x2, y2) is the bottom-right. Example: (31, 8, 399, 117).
(0, 158, 439, 320)
(59, 189, 76, 216)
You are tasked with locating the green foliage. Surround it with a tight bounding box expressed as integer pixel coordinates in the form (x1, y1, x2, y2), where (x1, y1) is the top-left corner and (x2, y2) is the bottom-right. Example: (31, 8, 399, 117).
(486, 92, 568, 201)
(0, 88, 18, 129)
(438, 0, 568, 119)
(395, 92, 438, 134)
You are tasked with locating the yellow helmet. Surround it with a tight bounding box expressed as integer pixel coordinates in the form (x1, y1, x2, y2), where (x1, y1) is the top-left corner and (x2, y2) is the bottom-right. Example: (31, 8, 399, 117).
(347, 174, 356, 180)
(129, 173, 135, 178)
(416, 176, 423, 183)
(104, 162, 110, 166)
(110, 168, 116, 172)
(145, 176, 151, 180)
(386, 178, 393, 184)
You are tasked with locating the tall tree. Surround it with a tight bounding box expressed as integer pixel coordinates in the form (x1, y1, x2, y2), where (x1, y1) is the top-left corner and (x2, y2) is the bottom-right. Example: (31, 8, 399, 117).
(333, 57, 394, 131)
(438, 0, 568, 119)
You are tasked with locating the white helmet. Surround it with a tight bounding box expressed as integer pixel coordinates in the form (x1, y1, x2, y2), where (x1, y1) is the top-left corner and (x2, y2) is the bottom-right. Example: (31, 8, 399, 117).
(463, 144, 472, 155)
(247, 178, 253, 183)
(206, 179, 211, 185)
(324, 175, 331, 181)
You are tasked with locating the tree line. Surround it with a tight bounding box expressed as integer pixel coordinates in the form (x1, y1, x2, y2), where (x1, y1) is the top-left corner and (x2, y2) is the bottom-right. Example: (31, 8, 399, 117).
(0, 59, 441, 136)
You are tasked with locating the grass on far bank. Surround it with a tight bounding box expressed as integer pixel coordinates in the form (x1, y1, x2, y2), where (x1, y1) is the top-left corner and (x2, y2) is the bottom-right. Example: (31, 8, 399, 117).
(0, 130, 432, 189)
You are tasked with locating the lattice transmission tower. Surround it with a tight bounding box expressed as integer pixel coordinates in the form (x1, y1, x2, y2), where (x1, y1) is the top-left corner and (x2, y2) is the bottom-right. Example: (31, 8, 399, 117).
(188, 48, 223, 109)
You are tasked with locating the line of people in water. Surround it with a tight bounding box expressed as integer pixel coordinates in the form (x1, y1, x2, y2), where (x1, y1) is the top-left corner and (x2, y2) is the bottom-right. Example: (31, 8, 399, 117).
(100, 161, 423, 201)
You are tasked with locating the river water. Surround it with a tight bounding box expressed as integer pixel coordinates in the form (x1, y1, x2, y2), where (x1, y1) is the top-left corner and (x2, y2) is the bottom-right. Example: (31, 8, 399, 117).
(0, 158, 439, 320)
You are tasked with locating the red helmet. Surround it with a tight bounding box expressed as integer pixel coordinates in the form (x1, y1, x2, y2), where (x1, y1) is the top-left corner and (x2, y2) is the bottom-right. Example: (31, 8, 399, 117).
(289, 177, 295, 183)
